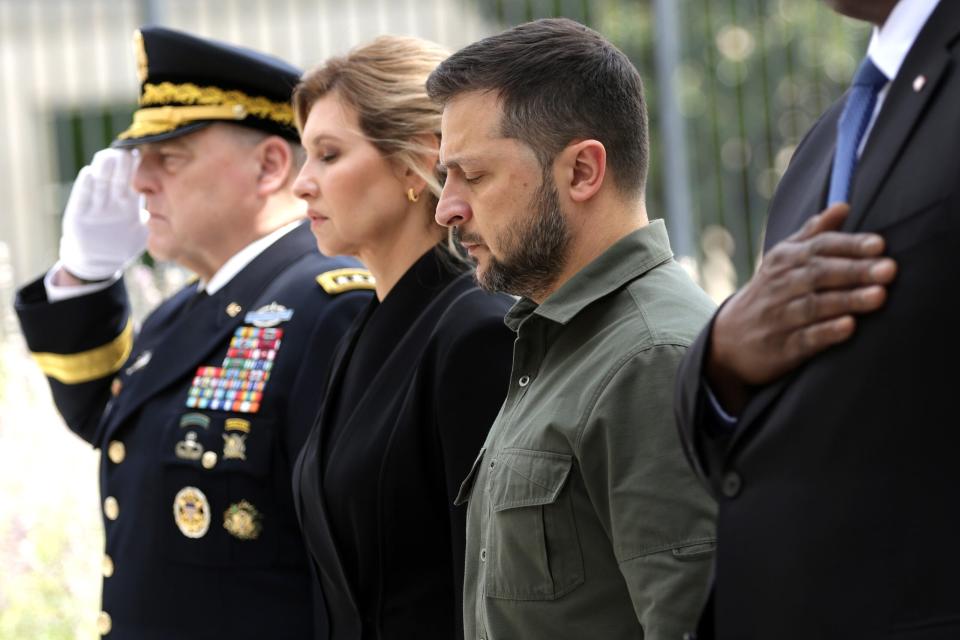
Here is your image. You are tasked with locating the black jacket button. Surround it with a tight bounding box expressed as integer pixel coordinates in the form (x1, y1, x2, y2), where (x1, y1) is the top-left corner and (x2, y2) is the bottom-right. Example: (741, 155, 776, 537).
(722, 471, 742, 498)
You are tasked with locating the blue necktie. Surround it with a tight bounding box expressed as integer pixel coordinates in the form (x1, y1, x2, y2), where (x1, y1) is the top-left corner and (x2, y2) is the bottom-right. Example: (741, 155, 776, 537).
(827, 57, 888, 205)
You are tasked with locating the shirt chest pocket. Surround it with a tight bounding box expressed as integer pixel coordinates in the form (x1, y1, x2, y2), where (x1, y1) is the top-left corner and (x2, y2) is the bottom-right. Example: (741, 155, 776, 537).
(485, 448, 584, 601)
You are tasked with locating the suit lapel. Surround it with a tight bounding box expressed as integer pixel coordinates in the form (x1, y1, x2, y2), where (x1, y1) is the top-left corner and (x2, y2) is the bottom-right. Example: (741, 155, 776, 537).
(729, 105, 841, 448)
(762, 101, 842, 250)
(295, 312, 367, 627)
(295, 273, 474, 627)
(105, 223, 316, 436)
(846, 2, 959, 231)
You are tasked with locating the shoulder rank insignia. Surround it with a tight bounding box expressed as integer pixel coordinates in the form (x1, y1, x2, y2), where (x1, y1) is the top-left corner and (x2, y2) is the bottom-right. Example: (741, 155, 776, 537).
(173, 486, 211, 538)
(316, 268, 376, 295)
(223, 500, 262, 540)
(244, 302, 294, 328)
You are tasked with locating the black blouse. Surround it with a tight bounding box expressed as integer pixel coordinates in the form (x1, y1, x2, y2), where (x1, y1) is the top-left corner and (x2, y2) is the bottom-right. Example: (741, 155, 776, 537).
(293, 248, 514, 640)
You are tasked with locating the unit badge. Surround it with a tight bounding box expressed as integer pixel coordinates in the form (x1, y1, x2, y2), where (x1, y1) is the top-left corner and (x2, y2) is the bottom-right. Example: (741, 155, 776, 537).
(173, 486, 211, 539)
(175, 431, 204, 460)
(223, 500, 262, 540)
(244, 302, 294, 328)
(222, 433, 247, 461)
(179, 413, 211, 430)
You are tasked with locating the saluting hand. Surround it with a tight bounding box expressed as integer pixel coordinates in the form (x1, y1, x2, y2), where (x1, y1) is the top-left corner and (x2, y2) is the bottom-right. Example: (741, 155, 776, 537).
(58, 148, 148, 282)
(706, 203, 897, 415)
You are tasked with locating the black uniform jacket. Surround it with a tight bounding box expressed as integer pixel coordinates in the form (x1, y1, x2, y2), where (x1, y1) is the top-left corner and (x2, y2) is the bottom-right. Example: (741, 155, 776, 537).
(293, 249, 514, 640)
(15, 223, 371, 639)
(675, 4, 960, 639)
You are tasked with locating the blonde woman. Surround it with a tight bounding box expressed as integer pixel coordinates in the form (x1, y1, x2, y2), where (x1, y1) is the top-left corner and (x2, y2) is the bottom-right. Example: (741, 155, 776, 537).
(290, 36, 513, 639)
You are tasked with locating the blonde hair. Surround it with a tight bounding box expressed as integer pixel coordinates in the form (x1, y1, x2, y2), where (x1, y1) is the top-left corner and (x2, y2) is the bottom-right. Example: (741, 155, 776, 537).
(294, 35, 450, 217)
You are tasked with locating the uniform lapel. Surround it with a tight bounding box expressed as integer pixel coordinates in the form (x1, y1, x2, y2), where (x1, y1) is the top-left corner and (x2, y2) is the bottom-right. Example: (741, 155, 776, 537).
(846, 2, 958, 231)
(104, 223, 316, 436)
(294, 311, 367, 630)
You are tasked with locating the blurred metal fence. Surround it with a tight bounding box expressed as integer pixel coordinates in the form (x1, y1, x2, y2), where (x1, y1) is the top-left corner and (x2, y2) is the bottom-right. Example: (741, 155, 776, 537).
(0, 0, 869, 320)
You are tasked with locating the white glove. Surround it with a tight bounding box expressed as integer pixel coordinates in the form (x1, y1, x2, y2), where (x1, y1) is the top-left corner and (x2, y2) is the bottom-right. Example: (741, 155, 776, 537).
(59, 148, 148, 281)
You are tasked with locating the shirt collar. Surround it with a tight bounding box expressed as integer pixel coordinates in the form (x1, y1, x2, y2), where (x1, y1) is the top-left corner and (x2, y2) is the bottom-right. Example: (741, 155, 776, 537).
(867, 0, 940, 82)
(504, 219, 673, 331)
(200, 219, 303, 294)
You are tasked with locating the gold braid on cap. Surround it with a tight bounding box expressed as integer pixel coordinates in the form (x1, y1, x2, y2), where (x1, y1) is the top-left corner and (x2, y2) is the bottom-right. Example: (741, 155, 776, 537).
(117, 81, 294, 140)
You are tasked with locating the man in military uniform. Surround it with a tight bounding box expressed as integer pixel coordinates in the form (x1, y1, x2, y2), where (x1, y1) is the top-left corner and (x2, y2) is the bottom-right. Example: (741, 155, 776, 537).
(14, 27, 373, 638)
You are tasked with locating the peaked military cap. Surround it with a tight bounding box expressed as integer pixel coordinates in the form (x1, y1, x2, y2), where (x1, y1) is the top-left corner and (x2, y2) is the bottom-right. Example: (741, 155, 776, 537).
(114, 26, 302, 147)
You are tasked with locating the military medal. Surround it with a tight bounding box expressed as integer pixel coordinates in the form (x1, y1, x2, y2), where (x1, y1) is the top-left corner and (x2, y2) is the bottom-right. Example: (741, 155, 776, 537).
(223, 500, 262, 540)
(173, 486, 211, 538)
(185, 326, 284, 414)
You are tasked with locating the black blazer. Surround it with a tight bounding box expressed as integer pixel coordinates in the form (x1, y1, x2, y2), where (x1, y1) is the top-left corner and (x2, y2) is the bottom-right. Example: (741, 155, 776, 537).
(293, 249, 514, 640)
(15, 223, 371, 639)
(675, 4, 960, 639)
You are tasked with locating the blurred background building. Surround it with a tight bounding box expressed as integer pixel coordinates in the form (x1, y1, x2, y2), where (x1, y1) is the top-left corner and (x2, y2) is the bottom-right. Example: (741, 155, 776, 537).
(0, 0, 867, 636)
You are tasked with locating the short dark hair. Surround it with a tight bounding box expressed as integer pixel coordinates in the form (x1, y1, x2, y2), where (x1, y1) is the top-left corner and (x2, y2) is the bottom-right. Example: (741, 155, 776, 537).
(426, 17, 648, 195)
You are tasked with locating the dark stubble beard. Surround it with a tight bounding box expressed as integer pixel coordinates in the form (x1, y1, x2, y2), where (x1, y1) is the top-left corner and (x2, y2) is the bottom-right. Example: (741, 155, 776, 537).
(467, 171, 571, 300)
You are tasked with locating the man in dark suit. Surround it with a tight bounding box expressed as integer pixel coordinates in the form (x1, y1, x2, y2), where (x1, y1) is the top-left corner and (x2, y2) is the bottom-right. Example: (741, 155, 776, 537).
(675, 0, 959, 637)
(14, 27, 372, 638)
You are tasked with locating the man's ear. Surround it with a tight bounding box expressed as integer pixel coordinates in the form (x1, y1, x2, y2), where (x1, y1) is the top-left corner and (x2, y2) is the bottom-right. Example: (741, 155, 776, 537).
(558, 139, 606, 203)
(256, 136, 293, 196)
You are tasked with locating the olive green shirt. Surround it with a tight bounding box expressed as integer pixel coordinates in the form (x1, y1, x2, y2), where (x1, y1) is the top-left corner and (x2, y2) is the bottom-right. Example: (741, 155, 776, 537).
(456, 221, 717, 640)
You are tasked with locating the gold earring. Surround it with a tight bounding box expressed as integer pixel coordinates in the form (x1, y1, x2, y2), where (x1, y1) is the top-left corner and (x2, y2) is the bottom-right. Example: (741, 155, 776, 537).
(406, 188, 420, 203)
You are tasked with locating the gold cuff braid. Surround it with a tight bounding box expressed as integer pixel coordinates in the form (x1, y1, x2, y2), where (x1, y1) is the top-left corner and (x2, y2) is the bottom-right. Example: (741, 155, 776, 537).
(32, 319, 134, 384)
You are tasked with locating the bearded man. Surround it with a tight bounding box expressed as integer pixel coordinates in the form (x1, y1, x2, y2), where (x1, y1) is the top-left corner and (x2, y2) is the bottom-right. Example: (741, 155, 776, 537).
(429, 18, 717, 640)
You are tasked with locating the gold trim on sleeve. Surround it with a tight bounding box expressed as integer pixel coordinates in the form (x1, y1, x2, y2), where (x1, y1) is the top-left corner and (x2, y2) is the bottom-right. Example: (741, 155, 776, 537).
(31, 319, 134, 385)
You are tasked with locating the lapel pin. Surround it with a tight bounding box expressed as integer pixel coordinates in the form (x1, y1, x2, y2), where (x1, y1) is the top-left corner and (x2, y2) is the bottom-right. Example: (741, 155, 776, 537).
(226, 302, 242, 317)
(913, 74, 927, 92)
(125, 350, 152, 375)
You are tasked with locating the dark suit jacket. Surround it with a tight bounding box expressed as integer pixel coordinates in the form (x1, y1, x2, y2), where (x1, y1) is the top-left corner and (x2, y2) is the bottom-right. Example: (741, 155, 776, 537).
(15, 223, 371, 639)
(292, 249, 514, 640)
(675, 4, 960, 639)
